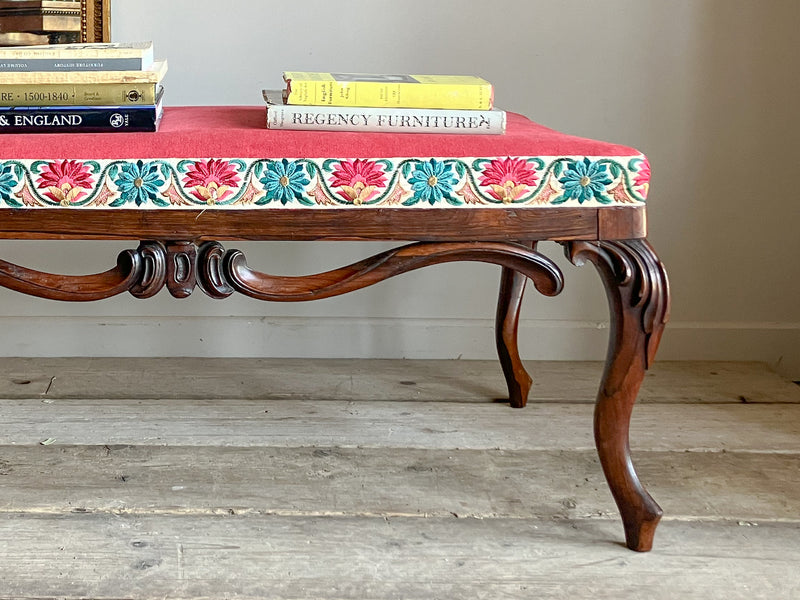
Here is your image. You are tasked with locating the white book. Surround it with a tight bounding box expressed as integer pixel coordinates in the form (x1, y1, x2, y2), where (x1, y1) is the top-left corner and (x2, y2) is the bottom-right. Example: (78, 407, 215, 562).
(0, 42, 155, 72)
(262, 90, 505, 135)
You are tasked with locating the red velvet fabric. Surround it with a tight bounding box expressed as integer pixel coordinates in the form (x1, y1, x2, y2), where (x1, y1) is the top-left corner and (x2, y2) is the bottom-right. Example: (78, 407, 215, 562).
(0, 106, 643, 160)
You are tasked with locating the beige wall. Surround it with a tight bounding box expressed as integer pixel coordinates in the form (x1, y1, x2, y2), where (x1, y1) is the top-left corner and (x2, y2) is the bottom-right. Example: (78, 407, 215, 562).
(0, 0, 797, 377)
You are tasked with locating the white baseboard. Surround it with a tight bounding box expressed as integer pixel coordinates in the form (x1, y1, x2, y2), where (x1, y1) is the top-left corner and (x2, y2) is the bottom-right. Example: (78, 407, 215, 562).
(0, 316, 797, 379)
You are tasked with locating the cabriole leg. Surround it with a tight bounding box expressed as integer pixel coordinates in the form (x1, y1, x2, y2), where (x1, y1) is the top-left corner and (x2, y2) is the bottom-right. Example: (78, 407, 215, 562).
(495, 242, 536, 408)
(565, 239, 670, 551)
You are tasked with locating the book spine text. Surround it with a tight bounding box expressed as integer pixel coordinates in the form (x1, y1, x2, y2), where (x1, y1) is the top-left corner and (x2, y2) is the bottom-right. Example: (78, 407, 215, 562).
(267, 105, 505, 134)
(0, 57, 146, 72)
(0, 105, 161, 133)
(0, 83, 161, 106)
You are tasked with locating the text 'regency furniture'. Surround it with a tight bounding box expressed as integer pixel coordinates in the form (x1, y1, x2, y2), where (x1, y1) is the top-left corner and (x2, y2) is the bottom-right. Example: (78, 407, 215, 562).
(0, 106, 669, 551)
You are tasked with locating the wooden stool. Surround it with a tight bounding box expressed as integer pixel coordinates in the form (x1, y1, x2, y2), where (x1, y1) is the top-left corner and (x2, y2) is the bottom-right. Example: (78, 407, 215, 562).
(0, 106, 669, 550)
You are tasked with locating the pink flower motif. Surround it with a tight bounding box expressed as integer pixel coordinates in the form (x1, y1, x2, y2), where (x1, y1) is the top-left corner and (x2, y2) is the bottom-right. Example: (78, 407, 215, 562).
(329, 159, 387, 204)
(181, 159, 241, 203)
(478, 157, 538, 203)
(35, 159, 94, 205)
(633, 160, 650, 197)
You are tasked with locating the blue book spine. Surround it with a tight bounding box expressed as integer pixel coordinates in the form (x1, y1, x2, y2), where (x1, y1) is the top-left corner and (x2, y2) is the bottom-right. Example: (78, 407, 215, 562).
(0, 103, 163, 133)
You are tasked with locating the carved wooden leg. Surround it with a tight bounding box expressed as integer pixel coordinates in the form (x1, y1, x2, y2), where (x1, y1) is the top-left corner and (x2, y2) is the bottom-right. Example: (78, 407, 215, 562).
(565, 239, 670, 551)
(495, 242, 536, 408)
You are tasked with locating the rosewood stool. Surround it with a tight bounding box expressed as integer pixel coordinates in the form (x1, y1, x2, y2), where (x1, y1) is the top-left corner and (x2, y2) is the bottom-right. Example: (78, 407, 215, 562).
(0, 106, 669, 551)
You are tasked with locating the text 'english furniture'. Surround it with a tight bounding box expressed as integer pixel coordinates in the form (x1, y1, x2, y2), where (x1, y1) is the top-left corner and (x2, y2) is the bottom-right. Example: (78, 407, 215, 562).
(0, 106, 669, 550)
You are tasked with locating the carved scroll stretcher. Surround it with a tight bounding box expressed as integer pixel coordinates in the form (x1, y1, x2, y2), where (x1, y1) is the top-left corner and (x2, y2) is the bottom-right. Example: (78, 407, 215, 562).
(0, 239, 564, 303)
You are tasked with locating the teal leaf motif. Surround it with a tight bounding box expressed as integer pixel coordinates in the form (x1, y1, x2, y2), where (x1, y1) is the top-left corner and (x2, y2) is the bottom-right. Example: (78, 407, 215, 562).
(401, 161, 414, 179)
(550, 195, 567, 205)
(553, 161, 564, 178)
(322, 159, 339, 171)
(0, 163, 19, 203)
(108, 194, 129, 207)
(151, 193, 170, 208)
(455, 161, 465, 179)
(255, 194, 273, 206)
(297, 195, 315, 206)
(13, 164, 23, 180)
(300, 160, 316, 177)
(177, 160, 193, 172)
(610, 162, 621, 178)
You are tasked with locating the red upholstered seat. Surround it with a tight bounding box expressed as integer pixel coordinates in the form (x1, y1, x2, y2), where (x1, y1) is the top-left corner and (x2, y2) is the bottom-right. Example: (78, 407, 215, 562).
(0, 106, 648, 209)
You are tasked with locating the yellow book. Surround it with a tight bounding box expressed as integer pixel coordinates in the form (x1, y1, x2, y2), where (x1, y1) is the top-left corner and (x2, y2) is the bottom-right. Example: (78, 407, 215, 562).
(283, 72, 493, 110)
(0, 83, 162, 106)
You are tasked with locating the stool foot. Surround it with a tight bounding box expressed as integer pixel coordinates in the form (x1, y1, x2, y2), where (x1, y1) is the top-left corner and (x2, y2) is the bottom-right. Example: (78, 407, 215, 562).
(495, 245, 534, 408)
(565, 239, 670, 551)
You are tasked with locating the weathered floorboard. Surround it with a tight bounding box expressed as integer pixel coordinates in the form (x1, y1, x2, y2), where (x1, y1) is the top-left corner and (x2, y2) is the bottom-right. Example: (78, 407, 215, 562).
(0, 358, 796, 403)
(0, 446, 798, 522)
(1, 397, 799, 452)
(0, 514, 797, 600)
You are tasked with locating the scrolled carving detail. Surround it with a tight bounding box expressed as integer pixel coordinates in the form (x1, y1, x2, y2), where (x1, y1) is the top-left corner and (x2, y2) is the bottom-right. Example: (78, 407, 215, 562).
(196, 242, 234, 299)
(564, 239, 670, 369)
(165, 241, 197, 298)
(129, 241, 167, 299)
(127, 241, 203, 298)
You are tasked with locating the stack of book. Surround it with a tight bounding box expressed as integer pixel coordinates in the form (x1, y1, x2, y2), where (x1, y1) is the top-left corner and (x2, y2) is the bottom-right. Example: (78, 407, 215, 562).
(264, 72, 506, 135)
(0, 41, 166, 134)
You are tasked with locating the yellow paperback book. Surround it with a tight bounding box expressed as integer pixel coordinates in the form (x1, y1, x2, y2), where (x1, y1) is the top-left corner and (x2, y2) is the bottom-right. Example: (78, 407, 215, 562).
(283, 72, 493, 110)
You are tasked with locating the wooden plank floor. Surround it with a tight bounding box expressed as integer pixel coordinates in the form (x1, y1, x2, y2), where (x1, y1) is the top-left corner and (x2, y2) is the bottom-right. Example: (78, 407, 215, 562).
(0, 359, 798, 600)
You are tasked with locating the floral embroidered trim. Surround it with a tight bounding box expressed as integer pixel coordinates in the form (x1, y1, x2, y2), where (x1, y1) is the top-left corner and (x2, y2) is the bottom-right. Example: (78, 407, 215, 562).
(0, 155, 649, 209)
